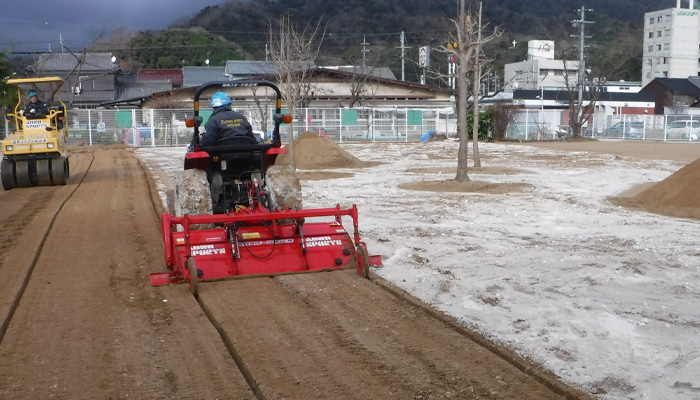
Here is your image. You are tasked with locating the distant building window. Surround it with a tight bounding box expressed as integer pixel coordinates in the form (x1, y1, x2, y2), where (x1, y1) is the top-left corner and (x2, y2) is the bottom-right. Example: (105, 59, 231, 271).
(657, 31, 662, 37)
(663, 71, 668, 77)
(650, 17, 654, 24)
(657, 44, 662, 51)
(665, 29, 670, 36)
(649, 45, 654, 52)
(664, 43, 670, 50)
(646, 72, 651, 78)
(666, 14, 671, 22)
(648, 59, 653, 66)
(658, 16, 663, 23)
(664, 57, 668, 64)
(648, 32, 654, 38)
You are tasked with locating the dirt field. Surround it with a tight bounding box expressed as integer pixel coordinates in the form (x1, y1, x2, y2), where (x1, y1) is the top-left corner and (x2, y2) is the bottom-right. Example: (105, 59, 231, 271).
(0, 145, 594, 399)
(0, 139, 696, 399)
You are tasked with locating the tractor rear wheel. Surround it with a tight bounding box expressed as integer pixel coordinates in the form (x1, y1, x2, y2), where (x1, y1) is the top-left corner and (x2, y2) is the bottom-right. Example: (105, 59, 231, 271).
(265, 165, 302, 211)
(356, 244, 370, 279)
(175, 169, 212, 217)
(187, 258, 199, 298)
(1, 159, 17, 190)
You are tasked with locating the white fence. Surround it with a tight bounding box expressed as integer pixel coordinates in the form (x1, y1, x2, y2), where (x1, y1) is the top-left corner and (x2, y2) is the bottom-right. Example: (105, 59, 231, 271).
(29, 106, 457, 147)
(5, 107, 700, 145)
(504, 109, 700, 142)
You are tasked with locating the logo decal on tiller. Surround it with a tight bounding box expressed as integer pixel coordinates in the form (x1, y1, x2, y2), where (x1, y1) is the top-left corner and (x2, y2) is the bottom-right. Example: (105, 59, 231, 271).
(305, 236, 343, 248)
(191, 244, 226, 256)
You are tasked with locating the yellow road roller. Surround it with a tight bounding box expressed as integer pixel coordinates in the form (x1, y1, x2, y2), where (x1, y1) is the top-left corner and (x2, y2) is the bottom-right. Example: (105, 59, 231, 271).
(2, 77, 69, 190)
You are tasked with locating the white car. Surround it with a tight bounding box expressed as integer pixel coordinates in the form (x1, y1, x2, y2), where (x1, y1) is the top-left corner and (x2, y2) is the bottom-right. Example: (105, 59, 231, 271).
(666, 120, 700, 140)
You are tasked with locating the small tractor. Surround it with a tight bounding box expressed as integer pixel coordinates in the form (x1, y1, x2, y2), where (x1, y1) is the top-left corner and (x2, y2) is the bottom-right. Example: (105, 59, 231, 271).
(151, 80, 381, 296)
(2, 77, 70, 190)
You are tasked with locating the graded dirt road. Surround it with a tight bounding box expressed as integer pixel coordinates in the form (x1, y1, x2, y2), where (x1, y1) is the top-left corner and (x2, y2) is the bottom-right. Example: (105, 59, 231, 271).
(0, 146, 590, 399)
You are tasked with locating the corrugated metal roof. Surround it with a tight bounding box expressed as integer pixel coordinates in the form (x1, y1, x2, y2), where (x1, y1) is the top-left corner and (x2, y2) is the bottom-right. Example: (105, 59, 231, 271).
(36, 52, 116, 72)
(332, 66, 396, 80)
(60, 91, 115, 103)
(182, 66, 227, 87)
(224, 61, 278, 76)
(137, 69, 183, 86)
(115, 78, 173, 100)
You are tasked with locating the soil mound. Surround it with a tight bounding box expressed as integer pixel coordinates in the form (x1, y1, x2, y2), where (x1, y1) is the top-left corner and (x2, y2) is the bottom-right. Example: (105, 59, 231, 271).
(628, 157, 700, 219)
(276, 132, 365, 169)
(428, 132, 448, 141)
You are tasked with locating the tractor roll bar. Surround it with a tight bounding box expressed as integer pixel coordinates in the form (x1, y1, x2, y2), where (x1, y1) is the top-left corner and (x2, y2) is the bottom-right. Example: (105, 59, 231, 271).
(190, 80, 287, 149)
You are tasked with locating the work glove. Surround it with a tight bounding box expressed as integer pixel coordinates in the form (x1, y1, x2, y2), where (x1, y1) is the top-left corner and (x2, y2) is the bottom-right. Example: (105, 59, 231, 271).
(30, 109, 36, 114)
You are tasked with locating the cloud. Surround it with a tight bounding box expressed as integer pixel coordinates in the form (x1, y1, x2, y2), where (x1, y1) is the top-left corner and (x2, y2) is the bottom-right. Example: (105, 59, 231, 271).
(0, 0, 227, 51)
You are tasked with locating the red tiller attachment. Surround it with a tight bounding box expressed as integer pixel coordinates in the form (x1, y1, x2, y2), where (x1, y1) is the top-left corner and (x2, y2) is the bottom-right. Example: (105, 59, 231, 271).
(151, 204, 382, 293)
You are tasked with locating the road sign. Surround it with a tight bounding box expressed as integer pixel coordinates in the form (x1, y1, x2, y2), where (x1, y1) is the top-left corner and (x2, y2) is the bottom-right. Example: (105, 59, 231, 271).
(419, 46, 430, 68)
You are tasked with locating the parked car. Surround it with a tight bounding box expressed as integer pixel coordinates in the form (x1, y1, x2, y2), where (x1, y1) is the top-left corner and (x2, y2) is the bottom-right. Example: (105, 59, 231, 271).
(604, 121, 644, 138)
(666, 120, 700, 140)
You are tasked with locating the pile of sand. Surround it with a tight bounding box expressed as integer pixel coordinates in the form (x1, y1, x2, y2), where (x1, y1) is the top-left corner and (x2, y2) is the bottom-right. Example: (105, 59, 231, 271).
(620, 158, 700, 220)
(275, 132, 366, 169)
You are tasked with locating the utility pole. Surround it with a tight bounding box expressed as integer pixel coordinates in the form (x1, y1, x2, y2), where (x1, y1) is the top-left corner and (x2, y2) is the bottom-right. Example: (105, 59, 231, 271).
(571, 6, 593, 118)
(397, 31, 411, 81)
(472, 2, 483, 168)
(361, 36, 371, 68)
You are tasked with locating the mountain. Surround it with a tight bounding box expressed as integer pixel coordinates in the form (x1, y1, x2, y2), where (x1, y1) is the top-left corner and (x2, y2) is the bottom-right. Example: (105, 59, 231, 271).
(177, 0, 666, 83)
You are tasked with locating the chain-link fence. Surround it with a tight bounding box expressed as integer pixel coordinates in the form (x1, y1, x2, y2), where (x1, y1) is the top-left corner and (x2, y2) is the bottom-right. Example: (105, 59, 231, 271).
(6, 106, 700, 146)
(503, 109, 700, 143)
(53, 106, 458, 147)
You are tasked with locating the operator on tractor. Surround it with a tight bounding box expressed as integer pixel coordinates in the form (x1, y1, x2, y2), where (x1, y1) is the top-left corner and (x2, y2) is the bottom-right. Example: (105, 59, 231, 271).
(22, 89, 49, 119)
(200, 92, 259, 146)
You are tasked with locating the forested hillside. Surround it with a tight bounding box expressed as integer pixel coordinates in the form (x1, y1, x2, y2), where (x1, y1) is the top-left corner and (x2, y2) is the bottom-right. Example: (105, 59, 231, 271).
(175, 0, 666, 83)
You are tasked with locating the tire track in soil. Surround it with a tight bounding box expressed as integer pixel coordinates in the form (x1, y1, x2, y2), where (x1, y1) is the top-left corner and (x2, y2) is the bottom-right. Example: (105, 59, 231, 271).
(0, 148, 254, 399)
(0, 188, 58, 265)
(197, 269, 593, 399)
(0, 154, 94, 343)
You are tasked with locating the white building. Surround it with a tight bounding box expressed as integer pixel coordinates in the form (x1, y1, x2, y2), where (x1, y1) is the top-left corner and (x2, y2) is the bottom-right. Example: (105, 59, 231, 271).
(503, 40, 580, 92)
(642, 0, 700, 86)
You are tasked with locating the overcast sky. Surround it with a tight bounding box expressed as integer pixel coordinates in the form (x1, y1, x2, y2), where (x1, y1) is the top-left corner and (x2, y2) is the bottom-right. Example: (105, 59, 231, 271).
(0, 0, 228, 53)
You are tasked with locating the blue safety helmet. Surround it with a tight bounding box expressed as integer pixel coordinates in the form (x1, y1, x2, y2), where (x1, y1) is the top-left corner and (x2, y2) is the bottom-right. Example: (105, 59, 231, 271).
(28, 89, 38, 98)
(211, 91, 231, 108)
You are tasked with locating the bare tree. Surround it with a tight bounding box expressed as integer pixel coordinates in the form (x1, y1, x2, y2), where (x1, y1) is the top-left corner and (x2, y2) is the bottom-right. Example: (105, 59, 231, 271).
(552, 9, 633, 138)
(558, 47, 631, 138)
(345, 67, 377, 108)
(251, 86, 275, 137)
(268, 15, 325, 169)
(439, 0, 500, 182)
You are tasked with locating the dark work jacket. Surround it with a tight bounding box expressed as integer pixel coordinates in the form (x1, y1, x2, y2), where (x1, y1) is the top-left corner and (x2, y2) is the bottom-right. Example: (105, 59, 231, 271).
(200, 106, 257, 146)
(23, 100, 49, 119)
